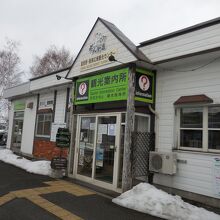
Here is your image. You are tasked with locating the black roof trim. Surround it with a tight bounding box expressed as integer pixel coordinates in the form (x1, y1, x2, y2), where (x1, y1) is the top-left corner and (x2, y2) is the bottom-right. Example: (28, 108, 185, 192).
(139, 17, 220, 47)
(66, 17, 152, 78)
(30, 66, 71, 81)
(154, 46, 220, 64)
(99, 18, 151, 63)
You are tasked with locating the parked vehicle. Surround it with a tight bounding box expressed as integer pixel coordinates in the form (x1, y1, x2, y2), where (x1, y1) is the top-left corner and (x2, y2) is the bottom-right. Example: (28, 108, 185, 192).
(0, 124, 7, 146)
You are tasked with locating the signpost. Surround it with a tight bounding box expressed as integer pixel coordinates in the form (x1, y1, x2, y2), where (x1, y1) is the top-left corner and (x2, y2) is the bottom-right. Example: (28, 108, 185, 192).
(50, 123, 66, 142)
(213, 157, 220, 196)
(56, 128, 71, 148)
(50, 128, 70, 171)
(51, 157, 68, 170)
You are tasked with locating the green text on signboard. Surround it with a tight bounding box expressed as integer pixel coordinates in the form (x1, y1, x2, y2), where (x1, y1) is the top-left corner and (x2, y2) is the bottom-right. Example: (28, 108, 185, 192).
(75, 68, 129, 105)
(74, 68, 154, 105)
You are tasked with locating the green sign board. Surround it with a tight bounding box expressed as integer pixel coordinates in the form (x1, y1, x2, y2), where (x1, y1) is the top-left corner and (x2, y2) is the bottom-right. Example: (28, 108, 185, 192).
(75, 68, 129, 105)
(14, 100, 25, 111)
(74, 67, 155, 105)
(135, 69, 155, 104)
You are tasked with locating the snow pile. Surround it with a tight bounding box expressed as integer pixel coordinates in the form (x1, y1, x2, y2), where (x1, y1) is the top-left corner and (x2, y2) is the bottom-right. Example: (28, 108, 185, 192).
(112, 183, 220, 220)
(0, 149, 52, 176)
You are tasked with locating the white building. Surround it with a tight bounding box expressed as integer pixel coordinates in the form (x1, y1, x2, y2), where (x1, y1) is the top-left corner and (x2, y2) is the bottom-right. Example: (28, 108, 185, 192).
(4, 67, 71, 159)
(4, 17, 220, 208)
(139, 17, 220, 207)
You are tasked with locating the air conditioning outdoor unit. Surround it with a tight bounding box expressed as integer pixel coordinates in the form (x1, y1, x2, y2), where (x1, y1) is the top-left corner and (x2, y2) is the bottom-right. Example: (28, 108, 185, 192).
(149, 151, 177, 175)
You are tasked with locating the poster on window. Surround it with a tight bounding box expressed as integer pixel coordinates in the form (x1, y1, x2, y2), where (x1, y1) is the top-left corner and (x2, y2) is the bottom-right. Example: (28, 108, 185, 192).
(50, 123, 66, 142)
(108, 124, 116, 136)
(96, 146, 104, 167)
(78, 155, 84, 166)
(79, 142, 85, 149)
(98, 124, 107, 134)
(90, 123, 96, 130)
(97, 133, 102, 144)
(212, 157, 220, 196)
(81, 118, 90, 129)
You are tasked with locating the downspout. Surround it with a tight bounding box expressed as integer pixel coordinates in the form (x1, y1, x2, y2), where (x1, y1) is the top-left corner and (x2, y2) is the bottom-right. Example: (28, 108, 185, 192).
(148, 104, 159, 152)
(148, 104, 159, 184)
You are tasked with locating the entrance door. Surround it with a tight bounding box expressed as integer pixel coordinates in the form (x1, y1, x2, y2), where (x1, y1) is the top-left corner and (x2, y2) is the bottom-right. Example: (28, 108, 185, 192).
(75, 114, 120, 190)
(12, 111, 24, 151)
(95, 115, 117, 183)
(77, 116, 96, 178)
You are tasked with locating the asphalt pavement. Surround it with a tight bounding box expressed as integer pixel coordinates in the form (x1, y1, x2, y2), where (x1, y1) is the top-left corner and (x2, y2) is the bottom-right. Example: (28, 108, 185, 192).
(0, 160, 163, 220)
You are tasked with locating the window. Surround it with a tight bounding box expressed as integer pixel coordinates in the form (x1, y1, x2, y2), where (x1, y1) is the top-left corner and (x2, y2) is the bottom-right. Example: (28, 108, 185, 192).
(39, 101, 46, 107)
(39, 99, 54, 109)
(180, 107, 203, 148)
(134, 114, 150, 132)
(177, 106, 220, 152)
(208, 107, 220, 150)
(46, 100, 54, 105)
(36, 113, 52, 137)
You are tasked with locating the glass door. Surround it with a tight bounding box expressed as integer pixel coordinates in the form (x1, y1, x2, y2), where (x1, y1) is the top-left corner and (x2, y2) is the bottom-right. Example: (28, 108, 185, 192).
(75, 114, 120, 190)
(77, 116, 96, 177)
(95, 116, 117, 183)
(12, 111, 24, 150)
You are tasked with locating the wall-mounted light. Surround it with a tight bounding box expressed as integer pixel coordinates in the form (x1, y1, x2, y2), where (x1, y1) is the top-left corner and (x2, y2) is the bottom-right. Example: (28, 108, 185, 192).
(108, 55, 124, 64)
(56, 75, 62, 80)
(56, 75, 72, 81)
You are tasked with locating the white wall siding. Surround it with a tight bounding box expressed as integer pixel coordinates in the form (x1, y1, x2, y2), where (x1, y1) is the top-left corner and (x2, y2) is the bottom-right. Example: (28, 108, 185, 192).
(140, 23, 220, 63)
(30, 70, 69, 91)
(155, 51, 220, 199)
(68, 20, 136, 78)
(20, 96, 37, 155)
(3, 82, 30, 99)
(39, 92, 54, 109)
(54, 89, 67, 123)
(154, 152, 219, 198)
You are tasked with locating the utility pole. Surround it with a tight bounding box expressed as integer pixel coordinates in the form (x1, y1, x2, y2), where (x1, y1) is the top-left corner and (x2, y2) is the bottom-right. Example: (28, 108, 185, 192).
(122, 64, 136, 192)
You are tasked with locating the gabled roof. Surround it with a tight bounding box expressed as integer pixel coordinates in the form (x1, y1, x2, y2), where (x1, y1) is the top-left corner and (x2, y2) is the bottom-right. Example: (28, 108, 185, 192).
(66, 17, 151, 78)
(99, 18, 151, 63)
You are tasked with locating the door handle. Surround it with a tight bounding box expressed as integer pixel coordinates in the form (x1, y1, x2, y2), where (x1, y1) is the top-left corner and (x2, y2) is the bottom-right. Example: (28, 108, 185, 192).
(114, 146, 117, 152)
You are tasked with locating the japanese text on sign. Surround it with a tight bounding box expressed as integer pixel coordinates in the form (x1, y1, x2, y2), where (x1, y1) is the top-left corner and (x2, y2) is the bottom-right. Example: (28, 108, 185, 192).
(75, 68, 129, 105)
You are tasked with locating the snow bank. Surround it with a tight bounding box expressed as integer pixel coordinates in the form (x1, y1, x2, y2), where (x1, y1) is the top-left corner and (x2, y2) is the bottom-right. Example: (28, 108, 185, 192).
(0, 149, 52, 176)
(112, 183, 220, 220)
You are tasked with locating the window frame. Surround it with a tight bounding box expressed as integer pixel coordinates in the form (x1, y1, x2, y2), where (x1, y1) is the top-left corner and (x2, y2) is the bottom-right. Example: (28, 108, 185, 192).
(176, 105, 220, 153)
(39, 99, 54, 110)
(35, 113, 53, 138)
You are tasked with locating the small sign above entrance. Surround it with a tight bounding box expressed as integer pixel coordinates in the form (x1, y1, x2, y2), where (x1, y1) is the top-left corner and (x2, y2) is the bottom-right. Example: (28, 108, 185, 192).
(14, 100, 25, 111)
(75, 68, 129, 105)
(135, 69, 154, 104)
